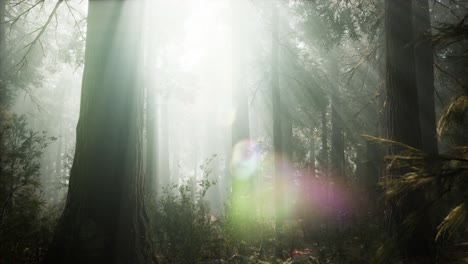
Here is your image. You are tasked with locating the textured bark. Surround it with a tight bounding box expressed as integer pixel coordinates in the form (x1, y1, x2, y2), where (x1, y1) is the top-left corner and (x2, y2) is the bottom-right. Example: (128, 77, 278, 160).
(43, 2, 156, 264)
(413, 0, 438, 154)
(385, 0, 421, 149)
(385, 0, 433, 261)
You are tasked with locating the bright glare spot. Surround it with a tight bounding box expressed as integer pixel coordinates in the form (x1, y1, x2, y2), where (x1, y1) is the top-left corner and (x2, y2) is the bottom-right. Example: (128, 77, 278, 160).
(231, 140, 260, 180)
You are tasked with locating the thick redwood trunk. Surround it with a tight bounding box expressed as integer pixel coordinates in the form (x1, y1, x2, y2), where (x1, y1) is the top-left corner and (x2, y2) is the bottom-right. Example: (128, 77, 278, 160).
(44, 2, 156, 264)
(385, 0, 433, 261)
(413, 0, 438, 154)
(385, 0, 421, 149)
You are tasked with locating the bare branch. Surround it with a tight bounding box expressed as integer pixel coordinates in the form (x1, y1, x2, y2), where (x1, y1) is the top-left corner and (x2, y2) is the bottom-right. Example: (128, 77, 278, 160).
(15, 0, 63, 71)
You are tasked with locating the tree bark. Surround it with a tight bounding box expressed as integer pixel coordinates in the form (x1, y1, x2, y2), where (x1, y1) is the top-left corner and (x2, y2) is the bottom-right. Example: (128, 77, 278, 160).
(385, 0, 421, 149)
(43, 2, 156, 263)
(385, 0, 433, 261)
(413, 0, 438, 154)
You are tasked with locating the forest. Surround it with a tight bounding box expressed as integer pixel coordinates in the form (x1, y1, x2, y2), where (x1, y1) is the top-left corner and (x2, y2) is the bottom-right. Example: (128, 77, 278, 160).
(0, 0, 467, 263)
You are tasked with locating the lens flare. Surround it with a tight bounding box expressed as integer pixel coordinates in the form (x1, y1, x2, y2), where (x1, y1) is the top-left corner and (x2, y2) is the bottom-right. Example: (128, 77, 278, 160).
(231, 140, 260, 180)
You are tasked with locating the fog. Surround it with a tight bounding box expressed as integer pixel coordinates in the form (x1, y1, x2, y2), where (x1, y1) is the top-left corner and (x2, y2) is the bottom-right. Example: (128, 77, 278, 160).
(3, 1, 466, 262)
(6, 0, 385, 220)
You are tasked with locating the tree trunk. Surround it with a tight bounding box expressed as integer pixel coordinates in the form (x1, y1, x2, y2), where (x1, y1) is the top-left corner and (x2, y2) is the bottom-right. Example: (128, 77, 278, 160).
(364, 141, 380, 190)
(43, 2, 156, 263)
(385, 0, 421, 149)
(145, 84, 158, 195)
(385, 0, 433, 261)
(413, 0, 438, 154)
(0, 0, 6, 124)
(320, 106, 328, 176)
(231, 0, 250, 147)
(145, 29, 159, 195)
(330, 93, 345, 179)
(282, 111, 293, 161)
(308, 130, 315, 176)
(0, 0, 5, 80)
(271, 1, 284, 257)
(159, 99, 170, 188)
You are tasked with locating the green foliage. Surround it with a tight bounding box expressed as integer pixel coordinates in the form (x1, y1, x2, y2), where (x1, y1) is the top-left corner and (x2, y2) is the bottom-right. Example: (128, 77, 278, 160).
(291, 0, 383, 47)
(0, 113, 58, 264)
(433, 14, 468, 50)
(222, 200, 276, 259)
(149, 178, 221, 264)
(148, 171, 312, 263)
(437, 95, 468, 141)
(364, 136, 468, 263)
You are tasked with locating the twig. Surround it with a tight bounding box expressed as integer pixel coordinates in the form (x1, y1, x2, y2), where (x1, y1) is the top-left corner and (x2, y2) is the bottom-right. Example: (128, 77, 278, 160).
(15, 0, 63, 71)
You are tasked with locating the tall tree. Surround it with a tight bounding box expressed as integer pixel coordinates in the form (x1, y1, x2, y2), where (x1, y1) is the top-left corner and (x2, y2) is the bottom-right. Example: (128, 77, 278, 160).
(146, 84, 159, 194)
(0, 0, 7, 115)
(308, 130, 316, 176)
(329, 57, 345, 180)
(320, 104, 328, 176)
(159, 98, 170, 187)
(271, 0, 284, 257)
(330, 93, 345, 179)
(231, 0, 250, 147)
(44, 2, 156, 263)
(229, 0, 253, 227)
(0, 0, 6, 169)
(145, 34, 159, 195)
(385, 0, 421, 148)
(413, 0, 438, 154)
(385, 0, 433, 261)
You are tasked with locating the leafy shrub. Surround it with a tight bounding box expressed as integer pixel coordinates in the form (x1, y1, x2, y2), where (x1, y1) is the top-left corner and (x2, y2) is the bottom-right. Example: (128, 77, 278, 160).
(0, 113, 58, 264)
(149, 178, 221, 264)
